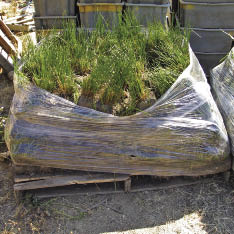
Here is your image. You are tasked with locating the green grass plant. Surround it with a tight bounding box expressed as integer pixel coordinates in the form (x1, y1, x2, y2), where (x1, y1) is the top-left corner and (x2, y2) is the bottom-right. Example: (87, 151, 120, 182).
(19, 14, 190, 116)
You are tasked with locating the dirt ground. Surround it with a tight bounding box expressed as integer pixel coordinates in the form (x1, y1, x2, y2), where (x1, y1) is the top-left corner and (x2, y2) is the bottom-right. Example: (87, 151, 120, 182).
(1, 161, 234, 234)
(1, 73, 234, 234)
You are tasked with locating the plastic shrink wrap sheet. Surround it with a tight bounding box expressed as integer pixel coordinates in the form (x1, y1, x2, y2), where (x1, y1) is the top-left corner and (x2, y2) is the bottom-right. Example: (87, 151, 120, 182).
(5, 48, 231, 176)
(211, 48, 234, 160)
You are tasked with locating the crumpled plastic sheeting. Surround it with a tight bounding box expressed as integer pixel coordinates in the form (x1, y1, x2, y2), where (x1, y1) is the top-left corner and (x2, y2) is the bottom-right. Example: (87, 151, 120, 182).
(5, 48, 231, 176)
(211, 48, 234, 159)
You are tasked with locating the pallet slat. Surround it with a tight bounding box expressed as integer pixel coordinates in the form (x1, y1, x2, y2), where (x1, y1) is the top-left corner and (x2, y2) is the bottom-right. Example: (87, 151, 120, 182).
(0, 19, 18, 47)
(14, 173, 130, 191)
(6, 24, 31, 33)
(31, 177, 212, 199)
(0, 34, 17, 56)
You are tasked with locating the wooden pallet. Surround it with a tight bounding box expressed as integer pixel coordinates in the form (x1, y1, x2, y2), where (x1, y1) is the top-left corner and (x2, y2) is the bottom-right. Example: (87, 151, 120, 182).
(13, 165, 225, 201)
(13, 165, 131, 200)
(0, 19, 21, 73)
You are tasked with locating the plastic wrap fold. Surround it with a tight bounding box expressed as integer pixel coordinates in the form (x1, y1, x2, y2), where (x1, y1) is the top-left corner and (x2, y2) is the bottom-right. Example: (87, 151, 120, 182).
(5, 48, 231, 176)
(211, 48, 234, 160)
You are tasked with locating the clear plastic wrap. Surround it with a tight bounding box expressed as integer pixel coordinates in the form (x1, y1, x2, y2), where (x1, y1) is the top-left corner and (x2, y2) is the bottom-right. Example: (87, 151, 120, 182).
(211, 48, 234, 160)
(5, 48, 231, 176)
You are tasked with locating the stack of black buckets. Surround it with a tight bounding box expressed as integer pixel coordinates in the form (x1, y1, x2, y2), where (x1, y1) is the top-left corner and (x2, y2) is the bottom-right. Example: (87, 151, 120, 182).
(178, 0, 234, 75)
(77, 0, 170, 28)
(33, 0, 171, 29)
(33, 0, 77, 29)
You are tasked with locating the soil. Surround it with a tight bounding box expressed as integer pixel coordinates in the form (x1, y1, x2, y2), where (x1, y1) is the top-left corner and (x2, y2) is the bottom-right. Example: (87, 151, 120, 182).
(77, 90, 156, 116)
(1, 160, 234, 234)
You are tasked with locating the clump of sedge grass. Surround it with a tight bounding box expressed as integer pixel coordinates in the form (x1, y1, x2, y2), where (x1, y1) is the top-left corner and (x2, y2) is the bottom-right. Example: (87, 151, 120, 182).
(19, 14, 190, 116)
(146, 23, 190, 98)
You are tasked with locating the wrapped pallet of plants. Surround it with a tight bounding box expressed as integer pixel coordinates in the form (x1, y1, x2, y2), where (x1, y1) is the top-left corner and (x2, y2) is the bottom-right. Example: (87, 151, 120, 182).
(5, 17, 231, 176)
(210, 48, 234, 167)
